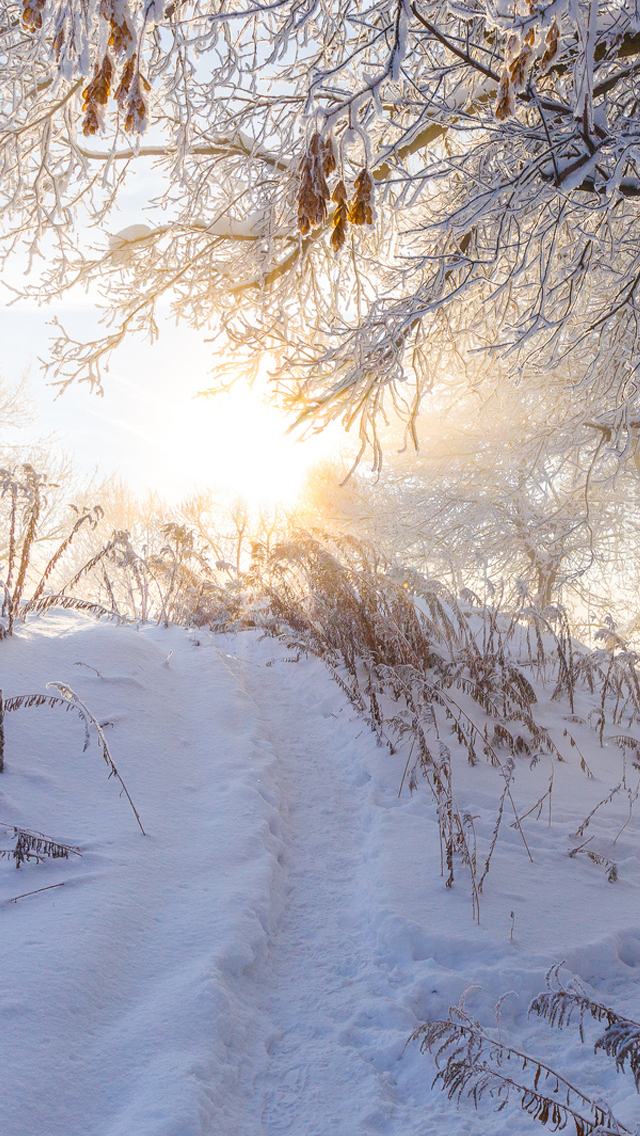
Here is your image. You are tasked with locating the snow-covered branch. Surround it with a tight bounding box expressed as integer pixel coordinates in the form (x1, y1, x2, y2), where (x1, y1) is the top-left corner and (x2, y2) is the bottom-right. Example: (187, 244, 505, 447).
(4, 0, 640, 467)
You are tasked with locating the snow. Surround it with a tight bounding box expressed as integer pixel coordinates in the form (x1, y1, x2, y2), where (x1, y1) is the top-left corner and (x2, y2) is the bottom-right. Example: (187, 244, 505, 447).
(109, 225, 156, 266)
(1, 613, 639, 1134)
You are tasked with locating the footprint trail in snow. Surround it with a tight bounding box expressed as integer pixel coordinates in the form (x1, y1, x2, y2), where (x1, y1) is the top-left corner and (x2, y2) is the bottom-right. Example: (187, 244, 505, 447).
(2, 616, 640, 1136)
(234, 638, 412, 1135)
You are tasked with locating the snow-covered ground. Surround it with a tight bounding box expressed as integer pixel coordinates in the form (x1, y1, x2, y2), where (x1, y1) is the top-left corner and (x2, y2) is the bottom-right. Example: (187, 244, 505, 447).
(1, 613, 639, 1135)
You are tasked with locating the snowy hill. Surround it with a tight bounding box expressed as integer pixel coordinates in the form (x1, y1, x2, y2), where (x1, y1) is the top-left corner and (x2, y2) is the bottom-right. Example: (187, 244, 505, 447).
(1, 614, 639, 1136)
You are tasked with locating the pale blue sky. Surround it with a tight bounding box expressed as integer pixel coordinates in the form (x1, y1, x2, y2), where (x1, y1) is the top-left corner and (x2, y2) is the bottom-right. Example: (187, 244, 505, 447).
(0, 297, 343, 505)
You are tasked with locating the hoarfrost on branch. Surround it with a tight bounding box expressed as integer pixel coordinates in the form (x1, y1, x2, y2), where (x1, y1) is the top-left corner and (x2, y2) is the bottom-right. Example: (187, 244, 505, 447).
(4, 0, 640, 466)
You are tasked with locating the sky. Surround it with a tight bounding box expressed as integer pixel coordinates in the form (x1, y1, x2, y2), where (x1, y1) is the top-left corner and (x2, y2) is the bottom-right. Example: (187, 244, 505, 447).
(0, 143, 349, 510)
(0, 297, 344, 507)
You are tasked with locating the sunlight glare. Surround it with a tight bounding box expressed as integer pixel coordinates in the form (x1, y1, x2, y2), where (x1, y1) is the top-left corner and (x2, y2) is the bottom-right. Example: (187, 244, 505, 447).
(162, 380, 337, 509)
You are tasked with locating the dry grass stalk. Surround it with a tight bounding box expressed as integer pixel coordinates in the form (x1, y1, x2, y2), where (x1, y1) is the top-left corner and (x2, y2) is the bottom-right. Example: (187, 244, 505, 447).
(412, 1005, 617, 1135)
(242, 533, 640, 911)
(31, 505, 104, 604)
(413, 966, 640, 1134)
(256, 534, 552, 915)
(47, 682, 145, 835)
(6, 881, 66, 903)
(568, 837, 618, 883)
(0, 821, 81, 868)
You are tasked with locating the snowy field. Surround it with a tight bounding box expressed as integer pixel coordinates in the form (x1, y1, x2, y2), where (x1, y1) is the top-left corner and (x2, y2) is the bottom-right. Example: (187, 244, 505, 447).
(1, 613, 639, 1136)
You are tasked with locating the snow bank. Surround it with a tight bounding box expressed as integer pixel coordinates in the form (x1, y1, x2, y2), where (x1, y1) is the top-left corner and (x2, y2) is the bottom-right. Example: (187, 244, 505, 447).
(0, 615, 283, 1136)
(1, 617, 639, 1135)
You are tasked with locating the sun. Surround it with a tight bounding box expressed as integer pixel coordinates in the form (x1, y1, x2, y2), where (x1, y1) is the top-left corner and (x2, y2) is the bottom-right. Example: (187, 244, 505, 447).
(34, 318, 344, 506)
(155, 379, 339, 509)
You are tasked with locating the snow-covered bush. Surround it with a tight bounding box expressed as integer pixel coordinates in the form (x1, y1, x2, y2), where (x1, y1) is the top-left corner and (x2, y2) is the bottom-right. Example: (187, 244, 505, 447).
(0, 464, 116, 634)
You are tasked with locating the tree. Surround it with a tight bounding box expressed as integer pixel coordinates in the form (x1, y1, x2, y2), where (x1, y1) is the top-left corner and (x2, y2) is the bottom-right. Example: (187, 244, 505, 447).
(4, 1, 640, 469)
(307, 392, 640, 635)
(0, 374, 85, 581)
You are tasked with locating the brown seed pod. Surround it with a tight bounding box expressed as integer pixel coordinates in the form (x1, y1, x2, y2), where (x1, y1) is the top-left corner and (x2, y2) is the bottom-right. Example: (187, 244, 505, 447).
(494, 70, 515, 120)
(82, 54, 113, 109)
(53, 26, 65, 60)
(82, 54, 113, 135)
(321, 135, 336, 176)
(348, 167, 373, 226)
(297, 132, 331, 234)
(125, 92, 146, 132)
(330, 180, 349, 252)
(331, 211, 347, 251)
(539, 20, 559, 72)
(21, 0, 45, 31)
(81, 105, 101, 136)
(509, 43, 533, 92)
(115, 57, 150, 133)
(110, 17, 132, 54)
(100, 0, 133, 55)
(115, 56, 135, 102)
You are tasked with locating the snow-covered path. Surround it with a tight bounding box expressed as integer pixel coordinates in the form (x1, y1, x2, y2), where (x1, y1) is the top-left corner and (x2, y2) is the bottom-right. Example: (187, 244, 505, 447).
(0, 617, 422, 1136)
(231, 638, 412, 1136)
